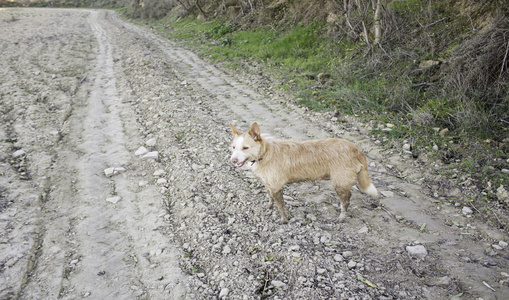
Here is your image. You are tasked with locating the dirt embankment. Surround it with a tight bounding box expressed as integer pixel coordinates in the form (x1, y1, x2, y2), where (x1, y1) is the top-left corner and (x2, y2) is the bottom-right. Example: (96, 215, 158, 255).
(0, 8, 508, 300)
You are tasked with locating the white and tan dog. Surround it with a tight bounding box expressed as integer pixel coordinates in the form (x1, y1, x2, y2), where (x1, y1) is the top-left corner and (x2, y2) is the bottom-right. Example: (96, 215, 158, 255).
(229, 122, 378, 223)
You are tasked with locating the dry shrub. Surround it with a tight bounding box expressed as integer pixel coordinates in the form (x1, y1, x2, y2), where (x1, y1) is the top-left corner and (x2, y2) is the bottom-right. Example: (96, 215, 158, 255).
(130, 0, 177, 19)
(439, 15, 509, 135)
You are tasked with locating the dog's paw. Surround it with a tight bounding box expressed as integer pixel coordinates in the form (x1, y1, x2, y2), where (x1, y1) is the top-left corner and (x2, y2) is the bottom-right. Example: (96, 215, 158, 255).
(338, 213, 346, 222)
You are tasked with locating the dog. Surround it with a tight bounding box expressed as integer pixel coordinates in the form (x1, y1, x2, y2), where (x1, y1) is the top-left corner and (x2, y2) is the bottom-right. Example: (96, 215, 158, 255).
(229, 122, 378, 223)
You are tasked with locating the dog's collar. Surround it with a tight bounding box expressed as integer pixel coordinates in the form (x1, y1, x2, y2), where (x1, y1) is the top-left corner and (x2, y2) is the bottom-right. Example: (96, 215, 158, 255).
(250, 158, 263, 166)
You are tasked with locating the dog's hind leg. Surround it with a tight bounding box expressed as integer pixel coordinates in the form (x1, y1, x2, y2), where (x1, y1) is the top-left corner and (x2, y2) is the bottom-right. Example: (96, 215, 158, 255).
(263, 188, 274, 209)
(332, 177, 356, 222)
(267, 188, 288, 224)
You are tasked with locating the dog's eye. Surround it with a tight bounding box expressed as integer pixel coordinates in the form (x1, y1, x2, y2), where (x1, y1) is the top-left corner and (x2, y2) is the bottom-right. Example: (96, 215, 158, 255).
(232, 146, 235, 149)
(242, 146, 249, 150)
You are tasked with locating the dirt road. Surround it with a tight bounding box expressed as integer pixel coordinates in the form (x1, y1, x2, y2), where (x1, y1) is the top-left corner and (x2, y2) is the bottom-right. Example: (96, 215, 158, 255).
(0, 8, 508, 299)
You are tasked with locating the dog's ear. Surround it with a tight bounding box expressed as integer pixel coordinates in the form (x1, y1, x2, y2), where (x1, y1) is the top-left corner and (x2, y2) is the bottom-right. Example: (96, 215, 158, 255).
(248, 122, 261, 141)
(229, 123, 242, 136)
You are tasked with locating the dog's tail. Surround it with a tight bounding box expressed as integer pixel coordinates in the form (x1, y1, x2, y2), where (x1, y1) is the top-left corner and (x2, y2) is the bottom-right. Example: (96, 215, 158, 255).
(357, 151, 378, 198)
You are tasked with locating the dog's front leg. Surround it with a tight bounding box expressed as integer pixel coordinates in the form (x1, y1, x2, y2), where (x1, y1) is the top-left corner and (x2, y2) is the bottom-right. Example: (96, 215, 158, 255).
(268, 189, 288, 224)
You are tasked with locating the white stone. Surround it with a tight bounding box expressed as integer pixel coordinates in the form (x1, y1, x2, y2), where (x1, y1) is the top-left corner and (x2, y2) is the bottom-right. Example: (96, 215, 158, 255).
(219, 288, 229, 298)
(142, 151, 159, 160)
(380, 191, 394, 197)
(156, 178, 167, 184)
(403, 144, 411, 151)
(288, 245, 300, 252)
(104, 167, 126, 177)
(135, 146, 149, 156)
(271, 280, 286, 288)
(499, 241, 508, 248)
(462, 206, 473, 215)
(139, 181, 148, 187)
(342, 251, 353, 258)
(333, 254, 344, 262)
(358, 226, 369, 234)
(106, 196, 121, 204)
(406, 245, 428, 258)
(347, 260, 357, 269)
(145, 138, 157, 147)
(12, 149, 26, 158)
(153, 169, 166, 177)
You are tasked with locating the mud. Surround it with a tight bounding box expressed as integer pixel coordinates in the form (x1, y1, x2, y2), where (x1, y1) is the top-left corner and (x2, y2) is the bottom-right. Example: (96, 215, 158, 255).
(0, 8, 508, 300)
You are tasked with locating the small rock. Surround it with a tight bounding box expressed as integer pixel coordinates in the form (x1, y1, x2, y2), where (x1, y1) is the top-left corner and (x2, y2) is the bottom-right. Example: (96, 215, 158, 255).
(156, 178, 167, 185)
(406, 245, 428, 258)
(142, 151, 159, 160)
(433, 276, 451, 286)
(386, 123, 394, 128)
(288, 245, 300, 252)
(439, 128, 449, 136)
(462, 206, 473, 215)
(492, 244, 503, 250)
(419, 60, 440, 69)
(496, 186, 509, 204)
(139, 180, 148, 187)
(347, 260, 357, 269)
(219, 288, 229, 298)
(358, 226, 369, 234)
(333, 254, 344, 262)
(153, 169, 166, 177)
(106, 196, 121, 204)
(499, 241, 508, 248)
(145, 138, 157, 147)
(317, 268, 327, 274)
(135, 146, 149, 156)
(380, 191, 394, 197)
(271, 280, 286, 288)
(342, 251, 353, 258)
(502, 169, 509, 174)
(12, 149, 26, 158)
(104, 167, 126, 177)
(222, 245, 231, 255)
(402, 144, 411, 151)
(432, 145, 439, 151)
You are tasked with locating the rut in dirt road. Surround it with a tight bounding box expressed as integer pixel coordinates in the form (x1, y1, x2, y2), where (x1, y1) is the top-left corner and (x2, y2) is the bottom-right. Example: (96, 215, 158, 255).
(0, 9, 188, 299)
(1, 8, 508, 300)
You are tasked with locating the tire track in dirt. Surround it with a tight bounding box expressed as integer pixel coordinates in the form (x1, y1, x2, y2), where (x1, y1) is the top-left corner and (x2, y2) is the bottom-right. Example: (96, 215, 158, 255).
(0, 9, 189, 299)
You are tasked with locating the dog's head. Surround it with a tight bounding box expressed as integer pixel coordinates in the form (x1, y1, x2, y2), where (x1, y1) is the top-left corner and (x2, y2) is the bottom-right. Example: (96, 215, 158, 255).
(229, 122, 263, 168)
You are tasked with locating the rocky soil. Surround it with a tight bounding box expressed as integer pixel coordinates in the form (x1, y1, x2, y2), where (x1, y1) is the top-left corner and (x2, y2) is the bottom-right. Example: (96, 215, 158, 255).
(0, 8, 508, 300)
